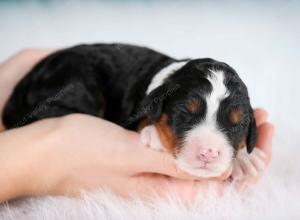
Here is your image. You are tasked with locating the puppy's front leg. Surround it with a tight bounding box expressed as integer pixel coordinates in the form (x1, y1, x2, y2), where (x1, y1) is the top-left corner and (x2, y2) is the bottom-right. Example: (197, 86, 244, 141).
(140, 125, 165, 151)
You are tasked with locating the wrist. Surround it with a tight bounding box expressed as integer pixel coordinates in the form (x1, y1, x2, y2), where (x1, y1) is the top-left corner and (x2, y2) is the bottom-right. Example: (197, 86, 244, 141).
(23, 118, 70, 197)
(0, 118, 65, 201)
(26, 116, 84, 197)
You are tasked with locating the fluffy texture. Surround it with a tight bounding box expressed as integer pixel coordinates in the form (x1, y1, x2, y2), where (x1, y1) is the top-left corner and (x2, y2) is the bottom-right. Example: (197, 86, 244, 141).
(0, 1, 299, 219)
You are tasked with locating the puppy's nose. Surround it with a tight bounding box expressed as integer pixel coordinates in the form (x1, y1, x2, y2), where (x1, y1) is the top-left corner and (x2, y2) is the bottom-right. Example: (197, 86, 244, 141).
(196, 148, 220, 163)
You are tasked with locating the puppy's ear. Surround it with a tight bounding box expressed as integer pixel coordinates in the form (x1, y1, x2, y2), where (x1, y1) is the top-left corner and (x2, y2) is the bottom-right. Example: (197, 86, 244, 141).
(140, 85, 167, 122)
(246, 113, 258, 153)
(140, 84, 178, 122)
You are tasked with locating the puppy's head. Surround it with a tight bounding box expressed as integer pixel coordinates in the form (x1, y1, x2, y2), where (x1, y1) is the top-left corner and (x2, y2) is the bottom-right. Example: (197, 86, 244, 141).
(141, 58, 258, 177)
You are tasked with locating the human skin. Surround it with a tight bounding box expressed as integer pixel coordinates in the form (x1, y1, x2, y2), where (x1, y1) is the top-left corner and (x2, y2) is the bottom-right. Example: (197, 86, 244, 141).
(0, 49, 274, 203)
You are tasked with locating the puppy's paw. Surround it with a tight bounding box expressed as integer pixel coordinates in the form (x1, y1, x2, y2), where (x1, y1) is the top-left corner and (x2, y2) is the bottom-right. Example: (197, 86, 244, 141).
(140, 125, 164, 151)
(230, 147, 266, 190)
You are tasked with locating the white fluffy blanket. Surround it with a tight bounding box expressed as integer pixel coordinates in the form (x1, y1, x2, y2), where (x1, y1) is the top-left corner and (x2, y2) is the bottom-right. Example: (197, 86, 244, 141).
(0, 1, 299, 219)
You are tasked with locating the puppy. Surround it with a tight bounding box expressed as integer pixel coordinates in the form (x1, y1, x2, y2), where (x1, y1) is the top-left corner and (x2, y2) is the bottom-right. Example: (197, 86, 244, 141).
(2, 43, 264, 179)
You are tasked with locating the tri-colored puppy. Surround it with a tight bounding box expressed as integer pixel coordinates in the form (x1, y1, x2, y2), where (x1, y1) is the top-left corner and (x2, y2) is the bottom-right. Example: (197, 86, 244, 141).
(2, 44, 264, 179)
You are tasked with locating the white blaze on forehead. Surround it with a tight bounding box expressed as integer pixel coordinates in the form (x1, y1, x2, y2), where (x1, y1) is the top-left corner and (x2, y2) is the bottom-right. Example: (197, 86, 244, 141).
(205, 69, 230, 123)
(176, 69, 232, 178)
(146, 61, 188, 95)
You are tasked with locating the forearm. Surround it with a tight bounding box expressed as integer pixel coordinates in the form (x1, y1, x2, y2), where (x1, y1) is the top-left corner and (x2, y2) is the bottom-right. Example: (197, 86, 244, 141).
(0, 118, 61, 202)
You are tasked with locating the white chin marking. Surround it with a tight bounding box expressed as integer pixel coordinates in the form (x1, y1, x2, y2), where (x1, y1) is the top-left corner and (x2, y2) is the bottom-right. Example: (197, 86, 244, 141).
(175, 158, 228, 178)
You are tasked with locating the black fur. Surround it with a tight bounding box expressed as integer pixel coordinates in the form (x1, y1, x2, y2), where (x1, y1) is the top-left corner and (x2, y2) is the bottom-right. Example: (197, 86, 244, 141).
(2, 43, 257, 154)
(3, 44, 174, 129)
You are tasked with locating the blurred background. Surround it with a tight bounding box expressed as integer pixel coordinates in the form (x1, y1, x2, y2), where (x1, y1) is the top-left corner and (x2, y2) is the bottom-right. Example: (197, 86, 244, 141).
(0, 0, 299, 137)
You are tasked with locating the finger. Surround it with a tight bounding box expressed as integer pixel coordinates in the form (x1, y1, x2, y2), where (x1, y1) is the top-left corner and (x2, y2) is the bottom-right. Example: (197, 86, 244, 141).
(250, 149, 266, 171)
(239, 155, 258, 177)
(236, 179, 250, 192)
(252, 147, 267, 160)
(256, 122, 274, 166)
(126, 132, 203, 180)
(131, 174, 170, 199)
(238, 150, 267, 188)
(254, 108, 268, 126)
(133, 175, 205, 203)
(247, 154, 265, 185)
(1, 49, 56, 75)
(138, 148, 204, 180)
(224, 165, 233, 179)
(231, 161, 243, 181)
(234, 123, 274, 190)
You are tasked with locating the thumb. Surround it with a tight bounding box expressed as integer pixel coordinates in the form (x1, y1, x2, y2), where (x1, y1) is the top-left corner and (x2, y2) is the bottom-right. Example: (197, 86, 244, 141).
(256, 122, 274, 166)
(134, 146, 204, 180)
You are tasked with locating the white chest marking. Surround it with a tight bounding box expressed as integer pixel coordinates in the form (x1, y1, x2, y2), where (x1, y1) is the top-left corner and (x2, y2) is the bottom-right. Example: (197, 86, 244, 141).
(146, 61, 188, 94)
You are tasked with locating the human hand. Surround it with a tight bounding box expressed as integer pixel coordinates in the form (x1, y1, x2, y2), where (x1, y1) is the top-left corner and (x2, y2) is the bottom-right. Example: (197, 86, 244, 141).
(229, 108, 274, 191)
(31, 108, 272, 201)
(27, 114, 232, 199)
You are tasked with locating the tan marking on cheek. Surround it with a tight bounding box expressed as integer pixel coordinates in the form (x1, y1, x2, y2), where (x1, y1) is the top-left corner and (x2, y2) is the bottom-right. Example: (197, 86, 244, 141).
(186, 99, 200, 113)
(155, 114, 177, 155)
(230, 109, 243, 124)
(137, 117, 151, 132)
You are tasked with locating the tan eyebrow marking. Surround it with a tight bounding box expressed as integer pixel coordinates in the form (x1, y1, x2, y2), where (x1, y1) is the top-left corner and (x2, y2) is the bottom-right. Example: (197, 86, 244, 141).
(230, 109, 243, 124)
(186, 99, 200, 113)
